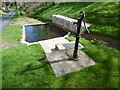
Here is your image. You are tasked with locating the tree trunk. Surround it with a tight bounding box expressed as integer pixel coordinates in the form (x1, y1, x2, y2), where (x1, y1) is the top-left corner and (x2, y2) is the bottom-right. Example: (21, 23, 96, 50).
(15, 2, 17, 9)
(52, 2, 55, 6)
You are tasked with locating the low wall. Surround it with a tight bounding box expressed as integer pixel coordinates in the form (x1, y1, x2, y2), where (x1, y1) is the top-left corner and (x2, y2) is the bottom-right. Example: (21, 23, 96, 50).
(52, 15, 90, 34)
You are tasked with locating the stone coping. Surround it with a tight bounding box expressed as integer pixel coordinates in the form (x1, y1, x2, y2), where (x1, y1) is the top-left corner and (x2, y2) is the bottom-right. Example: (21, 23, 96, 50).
(21, 24, 69, 46)
(24, 23, 46, 26)
(52, 15, 91, 34)
(52, 15, 77, 23)
(21, 24, 42, 45)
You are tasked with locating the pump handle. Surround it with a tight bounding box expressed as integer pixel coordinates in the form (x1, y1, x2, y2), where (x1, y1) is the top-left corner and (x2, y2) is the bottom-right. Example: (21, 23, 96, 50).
(80, 11, 90, 33)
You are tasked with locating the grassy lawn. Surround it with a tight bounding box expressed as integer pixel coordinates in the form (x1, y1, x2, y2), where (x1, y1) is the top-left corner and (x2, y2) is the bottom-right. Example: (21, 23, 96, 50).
(2, 37, 119, 88)
(28, 2, 119, 40)
(2, 44, 46, 88)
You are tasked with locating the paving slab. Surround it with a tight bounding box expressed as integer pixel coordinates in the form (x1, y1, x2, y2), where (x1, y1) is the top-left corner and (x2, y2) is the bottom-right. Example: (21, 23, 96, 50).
(39, 37, 69, 53)
(46, 53, 65, 76)
(62, 41, 84, 50)
(39, 36, 95, 77)
(39, 37, 84, 54)
(46, 49, 96, 77)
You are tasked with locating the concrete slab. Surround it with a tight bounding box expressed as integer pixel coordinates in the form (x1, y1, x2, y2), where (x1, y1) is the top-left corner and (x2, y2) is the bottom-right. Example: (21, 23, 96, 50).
(55, 44, 66, 50)
(39, 36, 94, 77)
(46, 49, 96, 77)
(39, 37, 69, 53)
(62, 41, 84, 50)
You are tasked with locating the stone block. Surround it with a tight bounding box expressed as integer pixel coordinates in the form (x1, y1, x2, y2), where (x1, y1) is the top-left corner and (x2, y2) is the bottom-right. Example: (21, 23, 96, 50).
(55, 44, 66, 50)
(52, 15, 91, 34)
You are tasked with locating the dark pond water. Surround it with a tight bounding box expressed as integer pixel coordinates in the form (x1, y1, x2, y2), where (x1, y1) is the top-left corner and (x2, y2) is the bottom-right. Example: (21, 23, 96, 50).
(25, 24, 67, 43)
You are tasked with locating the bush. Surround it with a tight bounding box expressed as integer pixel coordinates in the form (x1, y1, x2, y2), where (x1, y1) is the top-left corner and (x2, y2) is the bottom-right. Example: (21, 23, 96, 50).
(14, 10, 20, 18)
(14, 8, 26, 19)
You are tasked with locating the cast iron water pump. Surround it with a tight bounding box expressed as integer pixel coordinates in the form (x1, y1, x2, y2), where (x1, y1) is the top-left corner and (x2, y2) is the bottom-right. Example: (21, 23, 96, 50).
(72, 11, 90, 61)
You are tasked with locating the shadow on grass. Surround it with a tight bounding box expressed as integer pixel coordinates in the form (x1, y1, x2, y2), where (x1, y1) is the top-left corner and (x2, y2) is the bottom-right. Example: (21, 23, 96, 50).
(15, 60, 48, 75)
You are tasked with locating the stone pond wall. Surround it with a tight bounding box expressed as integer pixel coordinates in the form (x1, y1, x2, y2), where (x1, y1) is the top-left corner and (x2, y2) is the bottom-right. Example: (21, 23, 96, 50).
(52, 15, 91, 34)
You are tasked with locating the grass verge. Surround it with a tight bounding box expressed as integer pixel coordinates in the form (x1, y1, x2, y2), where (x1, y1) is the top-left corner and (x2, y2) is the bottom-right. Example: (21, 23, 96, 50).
(2, 25, 23, 43)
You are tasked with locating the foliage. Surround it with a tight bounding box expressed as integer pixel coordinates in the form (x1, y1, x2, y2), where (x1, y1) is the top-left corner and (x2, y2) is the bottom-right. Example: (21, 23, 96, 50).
(13, 7, 26, 19)
(14, 9, 21, 18)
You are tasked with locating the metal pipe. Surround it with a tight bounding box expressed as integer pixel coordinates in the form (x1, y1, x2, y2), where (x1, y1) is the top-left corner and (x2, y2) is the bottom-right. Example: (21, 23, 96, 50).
(72, 11, 85, 61)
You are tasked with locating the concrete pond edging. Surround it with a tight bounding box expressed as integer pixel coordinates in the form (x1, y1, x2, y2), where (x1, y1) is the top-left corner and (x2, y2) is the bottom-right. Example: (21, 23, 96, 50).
(21, 23, 46, 45)
(52, 15, 91, 34)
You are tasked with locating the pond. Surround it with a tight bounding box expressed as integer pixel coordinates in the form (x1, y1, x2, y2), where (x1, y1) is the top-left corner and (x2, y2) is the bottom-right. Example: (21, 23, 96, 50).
(25, 23, 67, 43)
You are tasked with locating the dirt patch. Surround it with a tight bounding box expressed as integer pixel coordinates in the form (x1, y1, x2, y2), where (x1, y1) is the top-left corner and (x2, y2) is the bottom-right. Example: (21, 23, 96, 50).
(81, 33, 120, 51)
(2, 42, 22, 50)
(10, 17, 45, 25)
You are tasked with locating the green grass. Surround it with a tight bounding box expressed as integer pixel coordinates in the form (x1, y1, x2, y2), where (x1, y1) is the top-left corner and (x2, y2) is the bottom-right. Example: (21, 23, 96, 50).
(2, 38, 119, 88)
(29, 2, 93, 21)
(11, 16, 43, 25)
(2, 44, 46, 88)
(2, 25, 23, 43)
(28, 2, 119, 40)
